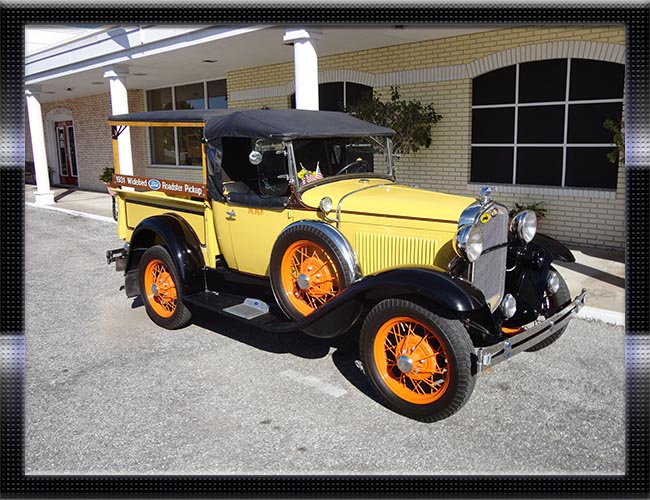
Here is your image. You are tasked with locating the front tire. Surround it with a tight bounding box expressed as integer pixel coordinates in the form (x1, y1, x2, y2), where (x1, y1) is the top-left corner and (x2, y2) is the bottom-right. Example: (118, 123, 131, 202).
(138, 245, 192, 330)
(360, 299, 476, 422)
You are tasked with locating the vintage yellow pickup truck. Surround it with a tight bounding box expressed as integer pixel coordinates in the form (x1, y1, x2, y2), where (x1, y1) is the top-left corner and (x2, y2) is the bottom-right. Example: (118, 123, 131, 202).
(106, 109, 586, 421)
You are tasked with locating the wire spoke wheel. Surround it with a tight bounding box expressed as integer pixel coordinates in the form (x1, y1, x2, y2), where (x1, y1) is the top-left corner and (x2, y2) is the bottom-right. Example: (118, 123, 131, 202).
(144, 258, 178, 318)
(360, 299, 476, 422)
(280, 239, 341, 316)
(270, 222, 358, 320)
(138, 245, 192, 330)
(373, 316, 450, 405)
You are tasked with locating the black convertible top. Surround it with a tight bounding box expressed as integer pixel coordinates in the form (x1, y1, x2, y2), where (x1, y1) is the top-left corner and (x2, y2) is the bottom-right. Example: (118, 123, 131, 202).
(109, 109, 394, 140)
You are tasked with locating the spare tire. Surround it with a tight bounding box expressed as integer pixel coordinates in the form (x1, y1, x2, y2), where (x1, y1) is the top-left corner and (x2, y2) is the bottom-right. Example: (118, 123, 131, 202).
(270, 221, 359, 320)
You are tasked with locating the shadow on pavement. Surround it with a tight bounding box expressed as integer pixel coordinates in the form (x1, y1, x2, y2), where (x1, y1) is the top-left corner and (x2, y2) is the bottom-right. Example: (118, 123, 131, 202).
(188, 304, 340, 360)
(53, 188, 78, 202)
(554, 261, 625, 289)
(153, 300, 383, 404)
(577, 247, 625, 264)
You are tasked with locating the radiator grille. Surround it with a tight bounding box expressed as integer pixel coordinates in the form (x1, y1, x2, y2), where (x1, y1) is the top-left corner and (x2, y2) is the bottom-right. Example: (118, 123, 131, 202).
(355, 232, 437, 275)
(471, 207, 508, 311)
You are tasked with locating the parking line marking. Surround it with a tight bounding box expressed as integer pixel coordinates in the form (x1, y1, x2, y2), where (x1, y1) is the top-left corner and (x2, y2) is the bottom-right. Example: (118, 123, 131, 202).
(26, 202, 116, 224)
(280, 369, 347, 398)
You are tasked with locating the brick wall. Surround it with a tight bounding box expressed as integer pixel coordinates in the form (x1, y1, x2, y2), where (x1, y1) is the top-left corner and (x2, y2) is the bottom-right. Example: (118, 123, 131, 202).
(228, 96, 289, 110)
(227, 25, 626, 250)
(29, 90, 146, 192)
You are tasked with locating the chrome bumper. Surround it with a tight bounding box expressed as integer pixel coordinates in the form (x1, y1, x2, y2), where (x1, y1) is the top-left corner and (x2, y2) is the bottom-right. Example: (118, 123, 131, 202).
(476, 289, 587, 373)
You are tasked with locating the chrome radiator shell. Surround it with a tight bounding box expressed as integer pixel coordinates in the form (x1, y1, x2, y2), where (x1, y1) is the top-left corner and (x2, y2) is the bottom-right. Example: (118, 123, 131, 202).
(467, 203, 509, 312)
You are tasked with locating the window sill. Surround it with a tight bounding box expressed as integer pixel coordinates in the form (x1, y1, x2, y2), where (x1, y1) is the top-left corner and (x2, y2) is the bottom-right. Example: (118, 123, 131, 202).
(148, 164, 202, 170)
(466, 183, 617, 199)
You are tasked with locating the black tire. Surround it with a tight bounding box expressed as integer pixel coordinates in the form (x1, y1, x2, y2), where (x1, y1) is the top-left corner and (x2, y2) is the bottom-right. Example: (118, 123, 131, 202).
(360, 299, 476, 422)
(526, 269, 571, 352)
(270, 222, 358, 320)
(138, 245, 192, 330)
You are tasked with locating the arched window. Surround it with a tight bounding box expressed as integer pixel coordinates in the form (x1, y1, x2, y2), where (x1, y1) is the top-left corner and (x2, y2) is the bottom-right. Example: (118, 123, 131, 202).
(470, 59, 624, 189)
(290, 82, 372, 111)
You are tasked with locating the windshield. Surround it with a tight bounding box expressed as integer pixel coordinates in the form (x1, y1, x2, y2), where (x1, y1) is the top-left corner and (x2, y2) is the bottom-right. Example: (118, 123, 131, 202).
(290, 137, 392, 190)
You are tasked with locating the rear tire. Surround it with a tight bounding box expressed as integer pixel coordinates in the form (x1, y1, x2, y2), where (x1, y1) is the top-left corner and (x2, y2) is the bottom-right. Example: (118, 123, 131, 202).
(360, 299, 476, 422)
(138, 245, 192, 330)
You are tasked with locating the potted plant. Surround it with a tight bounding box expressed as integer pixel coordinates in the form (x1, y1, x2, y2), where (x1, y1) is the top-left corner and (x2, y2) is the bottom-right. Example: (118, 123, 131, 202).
(99, 167, 115, 196)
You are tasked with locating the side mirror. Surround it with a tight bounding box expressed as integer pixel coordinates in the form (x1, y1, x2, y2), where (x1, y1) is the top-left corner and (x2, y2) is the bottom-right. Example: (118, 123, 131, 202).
(249, 151, 262, 165)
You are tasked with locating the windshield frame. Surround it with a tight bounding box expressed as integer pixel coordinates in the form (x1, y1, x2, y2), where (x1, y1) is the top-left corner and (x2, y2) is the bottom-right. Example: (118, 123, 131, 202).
(287, 136, 394, 193)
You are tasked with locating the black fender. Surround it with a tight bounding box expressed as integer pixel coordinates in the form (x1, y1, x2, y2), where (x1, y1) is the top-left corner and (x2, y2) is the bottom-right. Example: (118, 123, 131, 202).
(296, 268, 497, 345)
(502, 232, 573, 326)
(530, 233, 575, 262)
(124, 215, 205, 297)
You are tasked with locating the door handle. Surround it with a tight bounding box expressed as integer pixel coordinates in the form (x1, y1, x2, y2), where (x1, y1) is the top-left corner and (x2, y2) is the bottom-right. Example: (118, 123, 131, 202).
(226, 209, 236, 219)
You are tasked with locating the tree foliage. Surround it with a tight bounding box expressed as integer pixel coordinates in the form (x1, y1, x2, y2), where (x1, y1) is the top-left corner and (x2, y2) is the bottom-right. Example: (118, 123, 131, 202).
(603, 118, 624, 166)
(348, 86, 443, 156)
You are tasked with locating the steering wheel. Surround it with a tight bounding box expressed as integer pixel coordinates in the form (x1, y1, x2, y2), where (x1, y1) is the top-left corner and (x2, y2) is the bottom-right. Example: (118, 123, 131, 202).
(335, 158, 370, 176)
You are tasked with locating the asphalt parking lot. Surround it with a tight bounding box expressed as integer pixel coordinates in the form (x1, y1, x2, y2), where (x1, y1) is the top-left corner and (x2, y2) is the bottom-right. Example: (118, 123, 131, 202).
(25, 206, 625, 476)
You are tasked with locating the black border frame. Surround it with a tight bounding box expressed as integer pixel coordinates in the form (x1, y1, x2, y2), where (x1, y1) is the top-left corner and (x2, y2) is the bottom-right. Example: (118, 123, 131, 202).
(2, 4, 649, 498)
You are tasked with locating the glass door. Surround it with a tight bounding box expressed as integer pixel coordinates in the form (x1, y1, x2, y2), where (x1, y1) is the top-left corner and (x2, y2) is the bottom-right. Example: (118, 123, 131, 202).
(54, 120, 78, 186)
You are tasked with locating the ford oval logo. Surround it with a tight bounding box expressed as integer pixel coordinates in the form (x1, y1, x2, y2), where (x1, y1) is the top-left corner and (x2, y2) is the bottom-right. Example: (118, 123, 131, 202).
(148, 179, 161, 190)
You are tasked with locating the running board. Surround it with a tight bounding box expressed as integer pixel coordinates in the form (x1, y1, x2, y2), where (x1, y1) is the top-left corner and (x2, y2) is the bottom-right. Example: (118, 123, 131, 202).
(183, 288, 363, 339)
(183, 291, 298, 333)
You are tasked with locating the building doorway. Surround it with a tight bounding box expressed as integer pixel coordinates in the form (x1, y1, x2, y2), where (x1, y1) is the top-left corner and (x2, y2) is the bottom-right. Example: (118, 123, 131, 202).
(54, 120, 78, 186)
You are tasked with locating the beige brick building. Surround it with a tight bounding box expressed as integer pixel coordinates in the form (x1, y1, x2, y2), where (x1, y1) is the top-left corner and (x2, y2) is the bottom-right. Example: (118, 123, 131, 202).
(26, 25, 625, 249)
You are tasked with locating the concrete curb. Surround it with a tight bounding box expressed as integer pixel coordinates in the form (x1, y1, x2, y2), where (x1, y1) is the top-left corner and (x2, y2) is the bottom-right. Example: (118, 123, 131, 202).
(576, 306, 625, 326)
(26, 202, 116, 224)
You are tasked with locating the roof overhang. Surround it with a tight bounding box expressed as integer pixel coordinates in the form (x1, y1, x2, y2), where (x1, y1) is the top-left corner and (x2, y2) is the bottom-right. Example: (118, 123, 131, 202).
(26, 25, 497, 102)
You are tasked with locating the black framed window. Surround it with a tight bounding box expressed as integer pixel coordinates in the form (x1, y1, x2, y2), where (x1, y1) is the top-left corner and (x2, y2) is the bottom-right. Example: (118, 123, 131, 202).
(207, 79, 227, 109)
(291, 81, 372, 111)
(471, 58, 624, 190)
(145, 79, 227, 166)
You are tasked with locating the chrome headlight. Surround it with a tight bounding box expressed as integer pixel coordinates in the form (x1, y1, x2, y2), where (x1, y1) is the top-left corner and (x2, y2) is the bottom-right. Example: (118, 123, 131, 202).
(547, 271, 560, 295)
(453, 224, 484, 263)
(500, 294, 517, 319)
(319, 196, 333, 214)
(510, 210, 537, 243)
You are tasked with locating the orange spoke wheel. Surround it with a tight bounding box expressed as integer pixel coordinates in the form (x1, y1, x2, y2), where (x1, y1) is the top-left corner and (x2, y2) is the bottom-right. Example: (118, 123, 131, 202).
(138, 245, 192, 330)
(279, 240, 340, 316)
(373, 316, 450, 405)
(360, 299, 476, 422)
(143, 258, 178, 318)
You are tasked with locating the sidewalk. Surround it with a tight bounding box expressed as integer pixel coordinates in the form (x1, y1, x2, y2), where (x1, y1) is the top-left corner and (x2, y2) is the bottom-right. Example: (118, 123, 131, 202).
(25, 184, 625, 324)
(25, 184, 115, 220)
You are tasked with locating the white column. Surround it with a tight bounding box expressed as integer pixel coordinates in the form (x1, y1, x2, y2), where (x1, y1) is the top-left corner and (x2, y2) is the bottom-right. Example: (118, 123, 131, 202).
(103, 65, 133, 175)
(283, 28, 322, 110)
(25, 86, 55, 205)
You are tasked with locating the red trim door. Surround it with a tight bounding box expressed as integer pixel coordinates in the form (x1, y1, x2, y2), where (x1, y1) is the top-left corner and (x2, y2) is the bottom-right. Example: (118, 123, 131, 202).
(54, 120, 79, 186)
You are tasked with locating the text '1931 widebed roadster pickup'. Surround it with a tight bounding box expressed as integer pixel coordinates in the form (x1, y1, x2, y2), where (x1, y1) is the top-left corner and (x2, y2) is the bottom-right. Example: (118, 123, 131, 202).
(106, 109, 586, 421)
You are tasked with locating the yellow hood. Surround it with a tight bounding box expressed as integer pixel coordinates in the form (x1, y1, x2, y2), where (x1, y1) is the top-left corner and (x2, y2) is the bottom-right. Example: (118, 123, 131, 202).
(300, 178, 474, 224)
